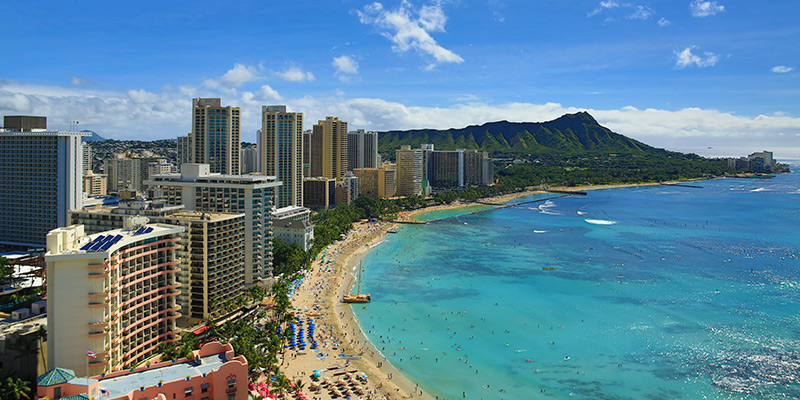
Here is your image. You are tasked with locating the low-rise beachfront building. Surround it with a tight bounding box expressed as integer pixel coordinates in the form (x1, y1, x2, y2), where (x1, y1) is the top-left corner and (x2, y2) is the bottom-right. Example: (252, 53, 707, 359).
(36, 341, 249, 400)
(273, 219, 314, 252)
(45, 217, 183, 375)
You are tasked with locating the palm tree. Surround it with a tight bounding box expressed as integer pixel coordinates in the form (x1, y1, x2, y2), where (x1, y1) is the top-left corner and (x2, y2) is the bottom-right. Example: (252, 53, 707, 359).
(36, 325, 47, 372)
(294, 379, 305, 394)
(0, 375, 32, 400)
(6, 334, 38, 379)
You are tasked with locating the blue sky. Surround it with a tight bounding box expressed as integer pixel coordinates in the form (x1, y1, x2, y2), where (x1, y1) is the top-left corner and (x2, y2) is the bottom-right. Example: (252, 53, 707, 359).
(1, 0, 799, 157)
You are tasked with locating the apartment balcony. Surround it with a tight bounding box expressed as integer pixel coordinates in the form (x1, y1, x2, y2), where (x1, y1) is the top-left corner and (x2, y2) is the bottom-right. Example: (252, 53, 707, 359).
(89, 301, 109, 308)
(88, 330, 107, 338)
(88, 292, 108, 299)
(88, 272, 109, 279)
(88, 263, 109, 272)
(88, 321, 109, 329)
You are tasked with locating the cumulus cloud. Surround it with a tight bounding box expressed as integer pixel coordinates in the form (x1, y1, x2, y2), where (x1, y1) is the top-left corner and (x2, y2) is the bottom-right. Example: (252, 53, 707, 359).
(204, 63, 261, 89)
(2, 78, 798, 156)
(675, 46, 719, 68)
(690, 0, 724, 17)
(332, 55, 359, 81)
(771, 65, 794, 73)
(357, 1, 464, 69)
(276, 66, 315, 82)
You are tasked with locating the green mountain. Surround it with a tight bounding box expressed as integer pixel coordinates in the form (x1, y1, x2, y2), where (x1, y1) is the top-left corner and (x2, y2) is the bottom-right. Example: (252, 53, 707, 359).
(377, 112, 663, 155)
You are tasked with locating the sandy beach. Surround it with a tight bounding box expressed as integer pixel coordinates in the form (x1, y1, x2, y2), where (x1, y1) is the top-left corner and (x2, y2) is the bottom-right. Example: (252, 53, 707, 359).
(280, 179, 712, 399)
(283, 219, 429, 400)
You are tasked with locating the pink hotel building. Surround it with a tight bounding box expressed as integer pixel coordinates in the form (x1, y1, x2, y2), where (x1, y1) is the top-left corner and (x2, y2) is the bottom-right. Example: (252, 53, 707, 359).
(45, 216, 183, 375)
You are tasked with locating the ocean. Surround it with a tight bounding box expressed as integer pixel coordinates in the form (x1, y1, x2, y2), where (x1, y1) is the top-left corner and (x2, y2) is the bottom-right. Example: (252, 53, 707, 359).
(353, 169, 800, 400)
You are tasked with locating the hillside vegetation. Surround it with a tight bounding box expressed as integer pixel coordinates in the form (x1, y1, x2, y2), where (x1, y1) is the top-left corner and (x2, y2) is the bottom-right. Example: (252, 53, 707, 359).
(378, 112, 664, 156)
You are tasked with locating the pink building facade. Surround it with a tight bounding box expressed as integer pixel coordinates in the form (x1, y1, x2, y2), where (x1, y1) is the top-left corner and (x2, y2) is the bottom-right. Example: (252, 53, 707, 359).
(37, 342, 249, 400)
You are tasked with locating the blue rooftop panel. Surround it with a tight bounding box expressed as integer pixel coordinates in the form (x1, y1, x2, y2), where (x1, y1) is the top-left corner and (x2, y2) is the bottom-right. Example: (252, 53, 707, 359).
(144, 227, 153, 234)
(88, 236, 106, 251)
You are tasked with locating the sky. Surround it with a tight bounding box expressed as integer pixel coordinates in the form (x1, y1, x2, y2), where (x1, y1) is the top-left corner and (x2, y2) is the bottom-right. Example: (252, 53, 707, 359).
(1, 0, 799, 158)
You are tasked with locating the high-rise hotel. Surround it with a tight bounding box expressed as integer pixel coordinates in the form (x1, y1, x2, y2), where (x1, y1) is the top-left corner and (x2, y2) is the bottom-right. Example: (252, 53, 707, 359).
(191, 98, 240, 175)
(259, 105, 304, 208)
(347, 129, 379, 170)
(0, 116, 89, 247)
(310, 117, 348, 179)
(45, 217, 183, 375)
(145, 164, 280, 283)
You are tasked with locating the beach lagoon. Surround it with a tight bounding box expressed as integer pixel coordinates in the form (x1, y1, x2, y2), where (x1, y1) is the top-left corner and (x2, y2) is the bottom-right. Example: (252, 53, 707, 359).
(354, 172, 800, 399)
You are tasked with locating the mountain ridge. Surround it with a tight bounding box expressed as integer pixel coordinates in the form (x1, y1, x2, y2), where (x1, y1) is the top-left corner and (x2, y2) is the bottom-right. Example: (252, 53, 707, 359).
(377, 112, 665, 156)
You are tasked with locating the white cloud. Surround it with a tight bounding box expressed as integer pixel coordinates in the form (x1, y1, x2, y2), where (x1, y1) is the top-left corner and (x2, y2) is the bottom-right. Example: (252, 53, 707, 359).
(628, 5, 653, 20)
(589, 0, 620, 16)
(357, 1, 464, 68)
(658, 17, 671, 27)
(675, 46, 719, 68)
(590, 2, 657, 23)
(257, 85, 283, 101)
(333, 56, 359, 75)
(71, 76, 94, 86)
(690, 0, 724, 17)
(771, 65, 794, 73)
(204, 63, 261, 89)
(276, 66, 315, 82)
(2, 78, 798, 157)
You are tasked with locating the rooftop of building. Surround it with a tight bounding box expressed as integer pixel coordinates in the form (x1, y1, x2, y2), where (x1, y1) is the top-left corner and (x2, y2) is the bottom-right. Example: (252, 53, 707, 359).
(0, 129, 92, 137)
(272, 205, 310, 218)
(46, 219, 184, 261)
(166, 210, 245, 222)
(74, 200, 184, 214)
(99, 352, 229, 398)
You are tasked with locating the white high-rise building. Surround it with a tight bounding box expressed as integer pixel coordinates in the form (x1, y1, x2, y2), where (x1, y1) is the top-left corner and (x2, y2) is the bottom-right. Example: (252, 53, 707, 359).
(145, 163, 281, 283)
(0, 116, 90, 247)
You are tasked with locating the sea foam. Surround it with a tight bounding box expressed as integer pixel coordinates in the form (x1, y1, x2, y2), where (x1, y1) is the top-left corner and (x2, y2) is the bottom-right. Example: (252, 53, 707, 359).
(585, 218, 617, 225)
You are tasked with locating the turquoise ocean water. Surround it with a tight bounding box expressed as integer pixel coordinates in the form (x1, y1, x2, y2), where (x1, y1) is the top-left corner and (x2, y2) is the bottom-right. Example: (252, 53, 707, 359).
(353, 169, 800, 400)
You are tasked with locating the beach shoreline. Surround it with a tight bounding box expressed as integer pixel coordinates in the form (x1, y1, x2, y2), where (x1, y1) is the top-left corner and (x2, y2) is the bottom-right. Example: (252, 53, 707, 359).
(281, 178, 715, 399)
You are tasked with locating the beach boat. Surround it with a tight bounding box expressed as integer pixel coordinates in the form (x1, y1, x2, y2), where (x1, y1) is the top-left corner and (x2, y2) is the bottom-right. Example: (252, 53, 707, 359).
(343, 261, 371, 303)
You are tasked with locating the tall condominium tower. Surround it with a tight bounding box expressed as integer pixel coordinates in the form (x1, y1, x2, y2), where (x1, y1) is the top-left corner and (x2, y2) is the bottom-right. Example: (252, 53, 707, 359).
(347, 129, 379, 170)
(82, 142, 92, 172)
(0, 116, 90, 247)
(259, 105, 304, 208)
(395, 145, 423, 196)
(45, 218, 183, 375)
(241, 147, 258, 174)
(303, 130, 312, 178)
(176, 134, 192, 167)
(310, 117, 348, 179)
(191, 98, 240, 174)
